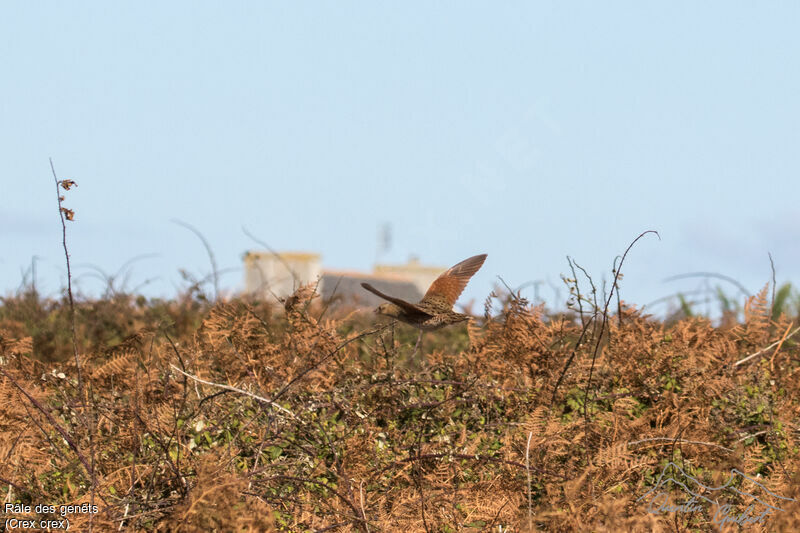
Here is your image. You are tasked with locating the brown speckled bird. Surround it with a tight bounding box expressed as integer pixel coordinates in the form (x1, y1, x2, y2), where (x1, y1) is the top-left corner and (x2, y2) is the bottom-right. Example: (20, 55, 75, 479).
(361, 254, 487, 353)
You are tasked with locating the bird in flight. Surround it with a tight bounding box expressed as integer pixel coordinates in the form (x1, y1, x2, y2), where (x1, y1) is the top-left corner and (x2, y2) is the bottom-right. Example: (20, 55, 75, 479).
(361, 254, 487, 353)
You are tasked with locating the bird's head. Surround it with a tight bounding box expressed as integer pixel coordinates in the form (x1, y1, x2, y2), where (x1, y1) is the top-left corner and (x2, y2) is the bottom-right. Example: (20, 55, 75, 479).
(375, 303, 402, 318)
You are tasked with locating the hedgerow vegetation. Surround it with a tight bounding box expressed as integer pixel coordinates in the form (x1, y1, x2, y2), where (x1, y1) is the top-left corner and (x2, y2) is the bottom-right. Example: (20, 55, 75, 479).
(2, 273, 800, 531)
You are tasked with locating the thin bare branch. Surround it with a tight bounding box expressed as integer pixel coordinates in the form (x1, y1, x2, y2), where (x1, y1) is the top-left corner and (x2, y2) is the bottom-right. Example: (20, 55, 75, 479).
(168, 364, 302, 422)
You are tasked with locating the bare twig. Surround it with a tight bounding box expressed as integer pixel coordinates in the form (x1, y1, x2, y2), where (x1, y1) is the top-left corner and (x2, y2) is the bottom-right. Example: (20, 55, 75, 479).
(566, 257, 584, 324)
(552, 257, 601, 405)
(118, 503, 130, 531)
(172, 219, 220, 301)
(612, 254, 623, 325)
(572, 259, 598, 314)
(769, 252, 777, 318)
(550, 310, 598, 407)
(736, 431, 768, 443)
(627, 437, 733, 453)
(583, 231, 660, 427)
(168, 365, 302, 422)
(734, 324, 800, 367)
(359, 480, 369, 533)
(770, 321, 794, 372)
(50, 159, 84, 397)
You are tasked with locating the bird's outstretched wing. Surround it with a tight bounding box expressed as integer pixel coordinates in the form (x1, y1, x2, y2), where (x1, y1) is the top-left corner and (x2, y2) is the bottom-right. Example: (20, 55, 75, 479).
(361, 283, 432, 319)
(421, 254, 487, 309)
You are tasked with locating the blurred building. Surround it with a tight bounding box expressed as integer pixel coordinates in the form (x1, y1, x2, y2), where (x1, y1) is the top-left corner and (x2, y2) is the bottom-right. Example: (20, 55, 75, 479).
(243, 251, 322, 300)
(242, 251, 445, 306)
(373, 256, 444, 296)
(319, 271, 422, 307)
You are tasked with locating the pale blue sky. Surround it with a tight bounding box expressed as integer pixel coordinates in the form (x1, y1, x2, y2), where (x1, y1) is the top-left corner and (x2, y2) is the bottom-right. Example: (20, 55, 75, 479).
(2, 2, 798, 313)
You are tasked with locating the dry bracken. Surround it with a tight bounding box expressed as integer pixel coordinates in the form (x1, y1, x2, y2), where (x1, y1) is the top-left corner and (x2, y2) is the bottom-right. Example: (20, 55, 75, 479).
(0, 282, 798, 531)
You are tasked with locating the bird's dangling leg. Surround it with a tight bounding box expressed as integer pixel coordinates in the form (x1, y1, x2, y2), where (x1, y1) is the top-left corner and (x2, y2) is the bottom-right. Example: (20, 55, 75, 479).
(409, 330, 424, 358)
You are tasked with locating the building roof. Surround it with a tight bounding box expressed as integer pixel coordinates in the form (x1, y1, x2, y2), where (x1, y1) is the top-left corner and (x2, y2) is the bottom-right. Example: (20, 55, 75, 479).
(320, 272, 422, 307)
(374, 257, 445, 275)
